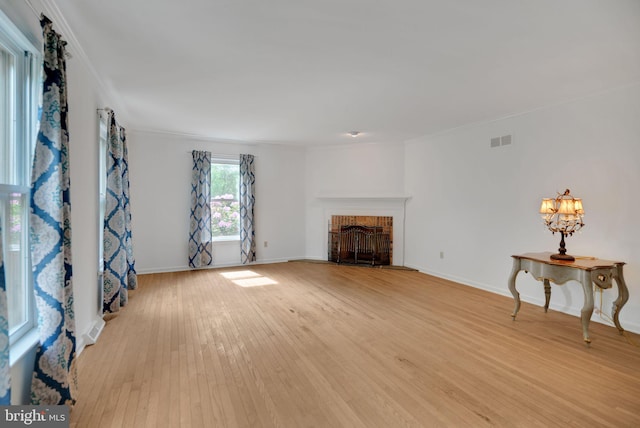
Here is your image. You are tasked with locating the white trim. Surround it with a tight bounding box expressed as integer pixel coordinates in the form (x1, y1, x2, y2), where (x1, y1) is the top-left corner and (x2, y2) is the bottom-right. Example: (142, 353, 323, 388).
(317, 194, 411, 201)
(135, 258, 292, 275)
(8, 328, 38, 366)
(137, 127, 261, 146)
(0, 9, 39, 53)
(212, 236, 240, 243)
(1, 7, 40, 357)
(0, 184, 30, 194)
(405, 262, 640, 335)
(37, 0, 129, 119)
(211, 154, 239, 163)
(404, 81, 640, 144)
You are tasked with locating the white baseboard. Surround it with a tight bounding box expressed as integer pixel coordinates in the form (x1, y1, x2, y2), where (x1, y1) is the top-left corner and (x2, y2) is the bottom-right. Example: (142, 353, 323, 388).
(405, 263, 640, 335)
(136, 257, 293, 275)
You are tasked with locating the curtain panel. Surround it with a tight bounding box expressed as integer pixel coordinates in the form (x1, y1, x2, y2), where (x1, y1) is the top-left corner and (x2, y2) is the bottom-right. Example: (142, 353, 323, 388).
(189, 150, 213, 268)
(0, 225, 9, 405)
(103, 112, 138, 314)
(29, 16, 78, 406)
(240, 154, 256, 264)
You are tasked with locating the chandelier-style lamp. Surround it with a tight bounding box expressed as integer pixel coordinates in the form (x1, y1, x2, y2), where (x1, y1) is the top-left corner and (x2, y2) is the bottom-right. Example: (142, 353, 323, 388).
(540, 189, 585, 261)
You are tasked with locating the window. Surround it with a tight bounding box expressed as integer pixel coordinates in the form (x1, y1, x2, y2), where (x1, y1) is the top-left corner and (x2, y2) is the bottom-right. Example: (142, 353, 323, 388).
(97, 114, 108, 314)
(0, 10, 40, 344)
(211, 158, 240, 240)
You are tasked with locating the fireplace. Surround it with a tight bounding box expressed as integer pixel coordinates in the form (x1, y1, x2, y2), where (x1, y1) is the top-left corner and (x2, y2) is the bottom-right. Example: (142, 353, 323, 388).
(328, 216, 392, 266)
(317, 195, 409, 266)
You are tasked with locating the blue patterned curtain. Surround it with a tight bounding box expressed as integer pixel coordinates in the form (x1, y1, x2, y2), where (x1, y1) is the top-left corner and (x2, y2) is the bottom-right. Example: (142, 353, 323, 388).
(103, 112, 137, 314)
(239, 154, 256, 264)
(0, 225, 10, 405)
(189, 151, 213, 268)
(30, 16, 77, 406)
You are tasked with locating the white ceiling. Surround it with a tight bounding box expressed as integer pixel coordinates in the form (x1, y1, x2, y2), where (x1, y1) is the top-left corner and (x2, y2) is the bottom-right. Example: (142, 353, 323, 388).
(53, 0, 640, 146)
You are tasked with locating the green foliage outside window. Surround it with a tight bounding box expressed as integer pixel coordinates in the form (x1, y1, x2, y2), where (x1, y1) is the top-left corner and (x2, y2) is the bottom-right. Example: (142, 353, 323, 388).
(9, 195, 22, 246)
(211, 163, 240, 237)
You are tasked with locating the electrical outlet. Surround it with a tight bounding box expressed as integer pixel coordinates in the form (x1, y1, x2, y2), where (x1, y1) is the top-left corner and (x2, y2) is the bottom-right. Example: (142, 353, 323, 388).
(264, 241, 268, 248)
(440, 251, 444, 259)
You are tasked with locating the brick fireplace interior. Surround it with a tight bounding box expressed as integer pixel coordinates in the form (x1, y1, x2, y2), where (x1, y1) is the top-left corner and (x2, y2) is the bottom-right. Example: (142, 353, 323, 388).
(328, 215, 393, 265)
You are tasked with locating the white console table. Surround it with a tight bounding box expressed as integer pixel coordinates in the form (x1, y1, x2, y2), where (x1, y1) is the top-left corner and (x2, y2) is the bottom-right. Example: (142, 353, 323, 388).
(508, 252, 629, 343)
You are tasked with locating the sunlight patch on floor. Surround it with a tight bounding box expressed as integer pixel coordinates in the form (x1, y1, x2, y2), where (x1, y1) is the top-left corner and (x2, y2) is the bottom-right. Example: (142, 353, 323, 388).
(220, 270, 278, 287)
(220, 270, 260, 279)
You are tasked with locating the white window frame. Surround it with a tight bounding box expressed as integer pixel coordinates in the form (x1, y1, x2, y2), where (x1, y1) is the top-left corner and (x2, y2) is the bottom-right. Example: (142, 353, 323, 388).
(0, 9, 41, 360)
(210, 156, 240, 242)
(97, 114, 108, 316)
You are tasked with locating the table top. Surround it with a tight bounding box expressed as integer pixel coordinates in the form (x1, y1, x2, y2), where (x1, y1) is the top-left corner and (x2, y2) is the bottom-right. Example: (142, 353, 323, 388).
(512, 252, 625, 270)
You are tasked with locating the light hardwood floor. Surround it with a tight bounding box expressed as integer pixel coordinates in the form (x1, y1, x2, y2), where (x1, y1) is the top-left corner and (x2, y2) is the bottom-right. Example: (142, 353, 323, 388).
(70, 262, 640, 427)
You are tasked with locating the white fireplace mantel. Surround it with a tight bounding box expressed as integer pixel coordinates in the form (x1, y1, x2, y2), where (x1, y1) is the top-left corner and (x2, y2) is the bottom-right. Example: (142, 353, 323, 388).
(316, 194, 412, 202)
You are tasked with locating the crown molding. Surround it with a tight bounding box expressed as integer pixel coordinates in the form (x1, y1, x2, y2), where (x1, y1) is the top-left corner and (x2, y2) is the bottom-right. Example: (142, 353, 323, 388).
(36, 0, 128, 117)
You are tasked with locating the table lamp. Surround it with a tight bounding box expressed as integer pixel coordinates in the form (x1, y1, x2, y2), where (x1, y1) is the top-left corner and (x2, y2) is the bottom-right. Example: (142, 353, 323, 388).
(540, 189, 584, 261)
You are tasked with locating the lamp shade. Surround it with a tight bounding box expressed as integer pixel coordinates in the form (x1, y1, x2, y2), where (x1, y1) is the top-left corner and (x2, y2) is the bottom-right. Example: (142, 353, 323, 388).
(539, 198, 555, 214)
(557, 198, 576, 215)
(574, 198, 584, 214)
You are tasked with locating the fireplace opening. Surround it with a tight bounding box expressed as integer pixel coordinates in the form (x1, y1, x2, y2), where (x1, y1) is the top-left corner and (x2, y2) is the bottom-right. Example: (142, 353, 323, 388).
(328, 216, 392, 266)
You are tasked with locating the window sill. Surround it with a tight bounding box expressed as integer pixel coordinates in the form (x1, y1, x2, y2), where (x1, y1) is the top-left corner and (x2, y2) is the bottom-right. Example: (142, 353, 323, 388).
(10, 328, 39, 366)
(212, 236, 240, 243)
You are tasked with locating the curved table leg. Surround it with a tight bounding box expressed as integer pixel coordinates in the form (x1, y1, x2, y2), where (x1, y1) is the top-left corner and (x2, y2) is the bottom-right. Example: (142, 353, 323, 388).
(612, 264, 629, 334)
(543, 279, 551, 313)
(508, 259, 521, 319)
(580, 271, 594, 344)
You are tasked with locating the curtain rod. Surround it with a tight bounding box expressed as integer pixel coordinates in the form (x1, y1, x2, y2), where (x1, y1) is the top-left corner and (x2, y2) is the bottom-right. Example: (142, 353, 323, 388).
(187, 152, 252, 163)
(96, 107, 112, 119)
(25, 1, 73, 58)
(187, 152, 239, 159)
(97, 108, 125, 132)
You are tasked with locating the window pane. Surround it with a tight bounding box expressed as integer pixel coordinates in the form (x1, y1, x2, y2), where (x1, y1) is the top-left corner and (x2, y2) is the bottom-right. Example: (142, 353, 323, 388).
(0, 46, 16, 184)
(211, 163, 240, 238)
(1, 191, 29, 334)
(1, 9, 39, 344)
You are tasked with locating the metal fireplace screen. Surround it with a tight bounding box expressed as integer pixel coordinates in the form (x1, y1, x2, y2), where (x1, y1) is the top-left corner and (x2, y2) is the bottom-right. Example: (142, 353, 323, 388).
(328, 223, 391, 266)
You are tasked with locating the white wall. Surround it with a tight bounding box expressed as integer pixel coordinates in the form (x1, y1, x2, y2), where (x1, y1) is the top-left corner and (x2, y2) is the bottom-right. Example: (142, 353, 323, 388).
(1, 0, 116, 403)
(404, 84, 640, 333)
(304, 142, 406, 261)
(3, 1, 638, 407)
(66, 41, 104, 353)
(128, 131, 306, 273)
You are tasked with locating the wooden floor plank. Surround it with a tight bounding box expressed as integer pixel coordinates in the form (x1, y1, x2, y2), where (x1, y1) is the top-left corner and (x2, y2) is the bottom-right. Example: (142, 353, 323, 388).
(71, 262, 640, 427)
